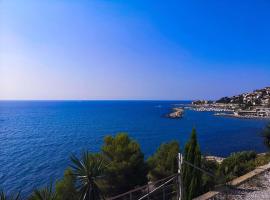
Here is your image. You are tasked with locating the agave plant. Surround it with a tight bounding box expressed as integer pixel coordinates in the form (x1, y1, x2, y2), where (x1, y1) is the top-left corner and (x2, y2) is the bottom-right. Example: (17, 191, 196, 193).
(28, 184, 57, 200)
(0, 190, 20, 200)
(70, 151, 107, 200)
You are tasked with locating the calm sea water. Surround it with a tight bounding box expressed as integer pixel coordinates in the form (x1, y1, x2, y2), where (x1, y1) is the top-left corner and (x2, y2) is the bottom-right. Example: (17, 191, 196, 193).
(0, 101, 269, 196)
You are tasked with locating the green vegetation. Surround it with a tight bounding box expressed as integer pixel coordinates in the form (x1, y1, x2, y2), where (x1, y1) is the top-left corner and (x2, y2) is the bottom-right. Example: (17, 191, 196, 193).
(55, 168, 77, 200)
(0, 190, 20, 200)
(101, 133, 148, 196)
(182, 128, 202, 200)
(200, 158, 218, 193)
(70, 152, 106, 200)
(29, 184, 57, 200)
(2, 125, 270, 199)
(200, 151, 270, 190)
(254, 153, 270, 166)
(147, 141, 179, 181)
(218, 151, 256, 181)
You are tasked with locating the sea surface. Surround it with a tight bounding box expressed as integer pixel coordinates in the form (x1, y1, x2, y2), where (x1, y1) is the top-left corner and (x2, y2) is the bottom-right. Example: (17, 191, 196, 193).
(0, 101, 269, 196)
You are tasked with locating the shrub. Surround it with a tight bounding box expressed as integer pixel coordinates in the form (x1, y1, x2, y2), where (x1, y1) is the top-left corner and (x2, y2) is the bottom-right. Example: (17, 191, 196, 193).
(101, 133, 148, 196)
(254, 153, 270, 167)
(218, 151, 256, 181)
(147, 141, 180, 181)
(55, 168, 77, 200)
(201, 158, 218, 193)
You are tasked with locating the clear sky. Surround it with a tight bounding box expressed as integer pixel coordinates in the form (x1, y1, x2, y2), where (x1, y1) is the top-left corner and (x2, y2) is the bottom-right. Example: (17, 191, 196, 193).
(1, 0, 270, 100)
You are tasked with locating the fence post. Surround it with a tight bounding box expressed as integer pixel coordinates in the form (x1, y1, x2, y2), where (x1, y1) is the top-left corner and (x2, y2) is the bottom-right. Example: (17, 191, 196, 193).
(162, 187, 165, 200)
(147, 184, 150, 200)
(178, 153, 183, 200)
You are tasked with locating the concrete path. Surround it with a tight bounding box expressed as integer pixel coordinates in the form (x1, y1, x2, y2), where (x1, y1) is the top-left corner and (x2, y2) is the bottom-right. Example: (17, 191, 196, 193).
(215, 170, 270, 200)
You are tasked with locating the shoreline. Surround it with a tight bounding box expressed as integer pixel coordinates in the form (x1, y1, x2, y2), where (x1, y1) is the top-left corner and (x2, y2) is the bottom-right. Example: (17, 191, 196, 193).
(214, 112, 270, 119)
(184, 103, 270, 120)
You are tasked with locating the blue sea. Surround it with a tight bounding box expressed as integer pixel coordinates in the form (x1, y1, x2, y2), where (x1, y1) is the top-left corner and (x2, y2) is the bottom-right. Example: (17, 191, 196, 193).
(0, 101, 269, 197)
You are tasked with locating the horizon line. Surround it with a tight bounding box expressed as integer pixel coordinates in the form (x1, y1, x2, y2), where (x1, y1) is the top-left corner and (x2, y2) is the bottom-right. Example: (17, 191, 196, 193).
(0, 99, 196, 101)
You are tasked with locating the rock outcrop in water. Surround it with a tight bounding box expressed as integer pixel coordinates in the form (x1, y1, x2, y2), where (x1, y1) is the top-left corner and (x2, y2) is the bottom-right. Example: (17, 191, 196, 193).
(167, 107, 184, 119)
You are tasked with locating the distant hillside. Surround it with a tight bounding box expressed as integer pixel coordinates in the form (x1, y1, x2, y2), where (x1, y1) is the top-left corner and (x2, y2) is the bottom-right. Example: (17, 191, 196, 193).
(216, 86, 270, 107)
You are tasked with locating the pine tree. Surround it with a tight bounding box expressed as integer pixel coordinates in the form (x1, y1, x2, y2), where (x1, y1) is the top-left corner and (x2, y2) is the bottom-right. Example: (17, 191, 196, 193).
(147, 141, 180, 181)
(182, 128, 202, 200)
(101, 133, 148, 196)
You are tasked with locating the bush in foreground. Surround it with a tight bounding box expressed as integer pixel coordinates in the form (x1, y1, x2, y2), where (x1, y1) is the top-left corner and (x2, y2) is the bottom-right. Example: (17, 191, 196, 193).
(218, 151, 256, 181)
(55, 168, 77, 200)
(29, 184, 57, 200)
(147, 141, 180, 181)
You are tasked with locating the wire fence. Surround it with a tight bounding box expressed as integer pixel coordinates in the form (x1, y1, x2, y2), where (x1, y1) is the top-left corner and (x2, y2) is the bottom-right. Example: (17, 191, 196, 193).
(107, 153, 229, 200)
(107, 174, 180, 200)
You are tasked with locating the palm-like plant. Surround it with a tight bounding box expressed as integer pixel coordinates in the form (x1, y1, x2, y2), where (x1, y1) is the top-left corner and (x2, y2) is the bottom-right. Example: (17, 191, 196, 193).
(70, 151, 107, 200)
(262, 123, 270, 149)
(28, 184, 57, 200)
(0, 190, 20, 200)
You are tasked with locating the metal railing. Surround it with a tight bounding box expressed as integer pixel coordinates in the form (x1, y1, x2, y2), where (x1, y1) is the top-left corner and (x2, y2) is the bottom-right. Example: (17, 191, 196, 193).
(107, 153, 221, 200)
(107, 174, 180, 200)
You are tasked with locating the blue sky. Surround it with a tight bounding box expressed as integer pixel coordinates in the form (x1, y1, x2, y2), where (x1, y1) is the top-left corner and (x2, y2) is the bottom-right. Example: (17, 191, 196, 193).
(0, 0, 270, 100)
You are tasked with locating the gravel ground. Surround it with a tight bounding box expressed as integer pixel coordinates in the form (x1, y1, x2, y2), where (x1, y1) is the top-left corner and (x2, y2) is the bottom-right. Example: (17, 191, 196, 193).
(214, 170, 270, 200)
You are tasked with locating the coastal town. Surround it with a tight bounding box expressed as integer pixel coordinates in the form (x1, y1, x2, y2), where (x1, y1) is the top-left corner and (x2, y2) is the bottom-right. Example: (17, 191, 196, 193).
(189, 86, 270, 118)
(168, 87, 270, 119)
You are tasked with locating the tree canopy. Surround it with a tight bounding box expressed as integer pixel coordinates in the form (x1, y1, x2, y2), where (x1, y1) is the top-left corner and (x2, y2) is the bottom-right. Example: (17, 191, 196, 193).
(147, 141, 179, 181)
(101, 133, 148, 196)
